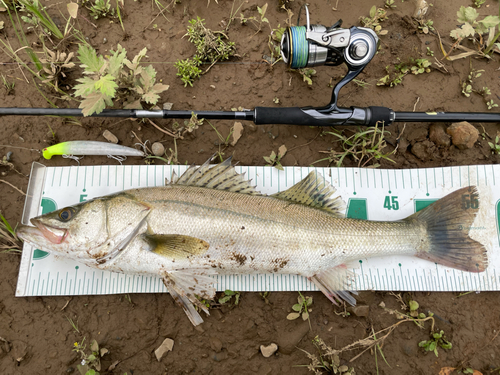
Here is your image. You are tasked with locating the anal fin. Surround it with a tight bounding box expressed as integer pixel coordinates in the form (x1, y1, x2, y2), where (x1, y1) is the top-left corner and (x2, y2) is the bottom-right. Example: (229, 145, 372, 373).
(309, 264, 358, 306)
(162, 268, 217, 326)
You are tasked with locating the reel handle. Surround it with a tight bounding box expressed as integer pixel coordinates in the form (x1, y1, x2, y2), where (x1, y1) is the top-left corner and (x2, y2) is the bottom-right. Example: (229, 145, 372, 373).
(254, 106, 394, 126)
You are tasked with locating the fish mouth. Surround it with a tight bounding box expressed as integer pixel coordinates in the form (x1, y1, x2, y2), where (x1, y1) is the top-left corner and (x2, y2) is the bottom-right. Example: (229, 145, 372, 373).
(30, 219, 68, 244)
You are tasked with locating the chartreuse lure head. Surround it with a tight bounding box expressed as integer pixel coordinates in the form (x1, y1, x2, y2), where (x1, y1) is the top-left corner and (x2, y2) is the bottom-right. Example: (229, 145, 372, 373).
(43, 142, 69, 159)
(42, 141, 145, 160)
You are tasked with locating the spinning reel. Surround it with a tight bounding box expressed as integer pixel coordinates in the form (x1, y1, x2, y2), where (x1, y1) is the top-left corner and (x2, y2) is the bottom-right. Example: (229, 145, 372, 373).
(280, 5, 378, 110)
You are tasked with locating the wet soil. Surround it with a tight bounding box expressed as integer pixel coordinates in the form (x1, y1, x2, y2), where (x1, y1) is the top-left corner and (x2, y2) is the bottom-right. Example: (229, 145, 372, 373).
(1, 0, 500, 374)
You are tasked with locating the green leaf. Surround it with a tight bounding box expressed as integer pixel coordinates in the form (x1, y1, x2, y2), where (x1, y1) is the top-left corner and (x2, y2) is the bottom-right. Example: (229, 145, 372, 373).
(440, 341, 452, 350)
(142, 92, 160, 105)
(79, 92, 112, 116)
(108, 45, 127, 77)
(77, 44, 105, 73)
(409, 300, 419, 311)
(218, 295, 232, 304)
(94, 74, 118, 97)
(292, 303, 302, 312)
(479, 15, 500, 29)
(369, 5, 376, 18)
(418, 340, 428, 348)
(258, 4, 267, 18)
(457, 6, 478, 23)
(74, 76, 98, 97)
(428, 341, 437, 351)
(224, 290, 235, 296)
(306, 297, 313, 306)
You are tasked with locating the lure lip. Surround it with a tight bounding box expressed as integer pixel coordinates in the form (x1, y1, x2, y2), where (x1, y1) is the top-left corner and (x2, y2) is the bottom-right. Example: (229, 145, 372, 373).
(30, 219, 68, 244)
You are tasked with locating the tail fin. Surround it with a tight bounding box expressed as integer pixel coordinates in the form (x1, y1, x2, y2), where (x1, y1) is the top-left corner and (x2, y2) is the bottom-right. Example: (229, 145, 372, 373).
(410, 186, 487, 273)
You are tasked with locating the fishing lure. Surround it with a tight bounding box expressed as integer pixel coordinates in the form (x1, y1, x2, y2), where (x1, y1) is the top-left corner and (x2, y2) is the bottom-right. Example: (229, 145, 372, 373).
(42, 141, 145, 160)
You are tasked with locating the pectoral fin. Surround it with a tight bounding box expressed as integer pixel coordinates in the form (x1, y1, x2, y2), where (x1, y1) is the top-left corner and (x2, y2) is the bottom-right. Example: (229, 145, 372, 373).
(143, 234, 209, 259)
(309, 264, 358, 306)
(162, 268, 217, 326)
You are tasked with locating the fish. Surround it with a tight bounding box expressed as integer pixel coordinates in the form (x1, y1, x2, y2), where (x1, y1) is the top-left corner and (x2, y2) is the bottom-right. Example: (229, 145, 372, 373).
(17, 158, 488, 325)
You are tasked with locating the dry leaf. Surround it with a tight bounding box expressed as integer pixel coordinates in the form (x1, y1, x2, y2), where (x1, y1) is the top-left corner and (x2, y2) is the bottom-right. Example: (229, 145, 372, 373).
(278, 144, 287, 158)
(107, 360, 120, 371)
(155, 338, 174, 361)
(67, 3, 79, 19)
(231, 122, 244, 146)
(439, 367, 456, 375)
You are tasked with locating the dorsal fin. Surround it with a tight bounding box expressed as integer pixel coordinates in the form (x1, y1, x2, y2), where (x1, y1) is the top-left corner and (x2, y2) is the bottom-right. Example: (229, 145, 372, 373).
(272, 171, 345, 217)
(167, 157, 261, 195)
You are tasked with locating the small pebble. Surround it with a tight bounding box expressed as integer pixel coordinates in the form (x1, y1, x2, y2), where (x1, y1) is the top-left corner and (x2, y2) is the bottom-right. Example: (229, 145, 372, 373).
(103, 38, 107, 44)
(152, 142, 165, 157)
(209, 337, 223, 353)
(347, 305, 370, 317)
(6, 151, 12, 162)
(260, 343, 278, 358)
(163, 102, 173, 110)
(103, 130, 118, 144)
(446, 121, 479, 150)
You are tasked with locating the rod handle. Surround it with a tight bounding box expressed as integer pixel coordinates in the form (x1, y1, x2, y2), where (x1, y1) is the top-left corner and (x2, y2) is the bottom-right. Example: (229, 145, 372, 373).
(254, 106, 325, 125)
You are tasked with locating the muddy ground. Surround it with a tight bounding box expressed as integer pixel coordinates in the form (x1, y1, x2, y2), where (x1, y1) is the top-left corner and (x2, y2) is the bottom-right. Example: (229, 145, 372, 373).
(1, 0, 500, 374)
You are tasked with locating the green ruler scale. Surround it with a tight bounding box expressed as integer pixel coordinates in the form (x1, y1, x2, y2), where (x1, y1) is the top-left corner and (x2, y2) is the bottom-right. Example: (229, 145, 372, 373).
(16, 163, 500, 297)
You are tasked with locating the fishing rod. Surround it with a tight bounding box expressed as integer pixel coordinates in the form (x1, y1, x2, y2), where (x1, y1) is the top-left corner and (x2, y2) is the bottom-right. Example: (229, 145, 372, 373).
(1, 5, 499, 127)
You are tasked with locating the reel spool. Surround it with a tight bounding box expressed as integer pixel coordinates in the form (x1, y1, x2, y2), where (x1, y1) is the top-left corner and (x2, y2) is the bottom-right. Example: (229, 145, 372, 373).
(280, 5, 378, 69)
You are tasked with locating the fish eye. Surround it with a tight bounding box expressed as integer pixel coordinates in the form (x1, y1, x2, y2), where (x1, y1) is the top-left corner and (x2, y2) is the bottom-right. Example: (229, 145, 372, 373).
(58, 207, 75, 222)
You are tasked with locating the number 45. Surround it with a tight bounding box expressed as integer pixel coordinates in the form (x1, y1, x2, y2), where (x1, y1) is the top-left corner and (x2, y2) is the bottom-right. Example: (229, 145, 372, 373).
(384, 196, 399, 210)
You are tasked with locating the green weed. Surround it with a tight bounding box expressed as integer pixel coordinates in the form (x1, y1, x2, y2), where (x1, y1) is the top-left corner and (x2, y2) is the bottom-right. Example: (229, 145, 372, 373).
(266, 24, 285, 65)
(486, 99, 498, 110)
(377, 58, 431, 87)
(297, 68, 316, 86)
(449, 5, 500, 56)
(16, 0, 65, 39)
(299, 336, 355, 375)
(474, 0, 486, 8)
(73, 338, 109, 375)
(384, 0, 396, 9)
(174, 57, 202, 87)
(74, 44, 169, 116)
(240, 3, 271, 34)
(1, 74, 15, 95)
(264, 145, 287, 170)
(418, 330, 452, 357)
(417, 19, 434, 34)
(82, 0, 116, 20)
(0, 211, 22, 254)
(218, 290, 240, 305)
(488, 136, 500, 154)
(317, 123, 395, 168)
(287, 292, 312, 322)
(175, 17, 235, 86)
(360, 5, 388, 35)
